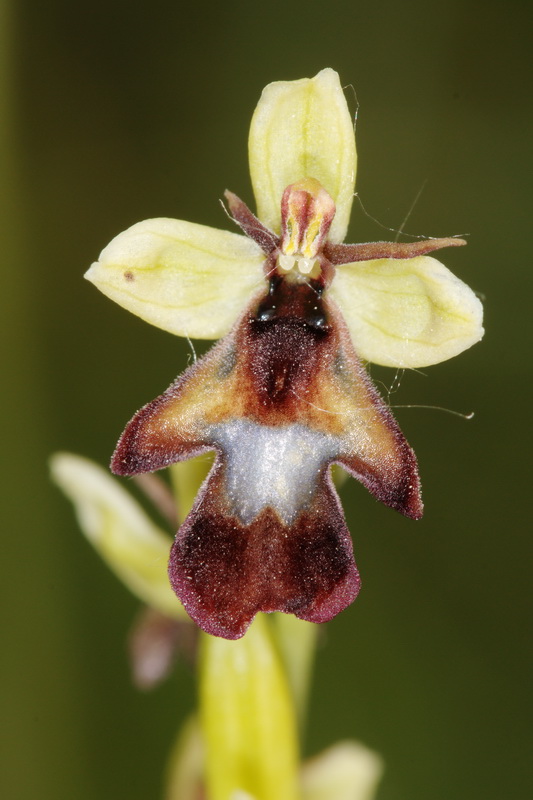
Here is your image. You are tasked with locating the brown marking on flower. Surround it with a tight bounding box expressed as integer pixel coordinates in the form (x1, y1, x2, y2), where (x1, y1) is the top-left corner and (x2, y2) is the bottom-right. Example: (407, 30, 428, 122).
(324, 296, 424, 520)
(123, 270, 135, 281)
(112, 277, 422, 507)
(168, 465, 360, 639)
(111, 333, 242, 475)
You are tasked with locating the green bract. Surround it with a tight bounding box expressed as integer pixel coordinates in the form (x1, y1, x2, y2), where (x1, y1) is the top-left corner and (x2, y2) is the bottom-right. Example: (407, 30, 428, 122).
(50, 453, 183, 619)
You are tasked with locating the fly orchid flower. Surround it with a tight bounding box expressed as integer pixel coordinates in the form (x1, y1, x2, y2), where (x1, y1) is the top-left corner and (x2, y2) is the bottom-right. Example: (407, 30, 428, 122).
(86, 69, 483, 640)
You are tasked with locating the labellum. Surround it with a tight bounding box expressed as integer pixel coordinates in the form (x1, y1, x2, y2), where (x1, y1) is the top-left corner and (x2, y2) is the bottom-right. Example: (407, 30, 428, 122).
(112, 180, 424, 639)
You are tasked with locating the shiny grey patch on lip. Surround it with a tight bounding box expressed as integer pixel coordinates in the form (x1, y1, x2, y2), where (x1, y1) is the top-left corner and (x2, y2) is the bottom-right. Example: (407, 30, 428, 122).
(208, 419, 339, 525)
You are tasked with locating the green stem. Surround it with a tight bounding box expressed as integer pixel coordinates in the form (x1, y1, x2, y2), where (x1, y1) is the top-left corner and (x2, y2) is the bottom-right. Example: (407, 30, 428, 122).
(200, 616, 300, 800)
(270, 614, 318, 731)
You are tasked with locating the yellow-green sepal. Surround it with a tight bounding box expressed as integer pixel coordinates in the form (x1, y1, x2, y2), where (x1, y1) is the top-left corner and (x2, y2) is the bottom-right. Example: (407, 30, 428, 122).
(85, 218, 266, 339)
(249, 68, 356, 244)
(329, 255, 484, 367)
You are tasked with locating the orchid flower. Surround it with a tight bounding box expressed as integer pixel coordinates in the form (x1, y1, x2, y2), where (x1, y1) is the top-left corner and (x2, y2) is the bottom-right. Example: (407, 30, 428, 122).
(86, 69, 483, 640)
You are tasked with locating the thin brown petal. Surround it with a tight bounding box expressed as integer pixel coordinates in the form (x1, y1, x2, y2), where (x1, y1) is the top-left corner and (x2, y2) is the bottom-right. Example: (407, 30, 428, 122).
(324, 237, 467, 265)
(224, 190, 279, 254)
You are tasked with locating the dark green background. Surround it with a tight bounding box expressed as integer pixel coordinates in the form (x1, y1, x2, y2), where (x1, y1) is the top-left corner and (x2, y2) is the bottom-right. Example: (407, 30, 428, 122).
(3, 1, 531, 798)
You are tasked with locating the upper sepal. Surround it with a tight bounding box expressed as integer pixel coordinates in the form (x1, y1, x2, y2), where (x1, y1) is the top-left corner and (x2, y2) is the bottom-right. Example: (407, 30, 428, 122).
(249, 68, 356, 243)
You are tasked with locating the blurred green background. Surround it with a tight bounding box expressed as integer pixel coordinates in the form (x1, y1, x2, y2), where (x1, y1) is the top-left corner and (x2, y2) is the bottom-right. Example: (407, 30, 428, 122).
(2, 0, 532, 798)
